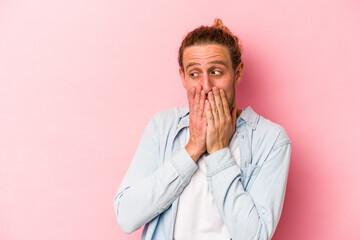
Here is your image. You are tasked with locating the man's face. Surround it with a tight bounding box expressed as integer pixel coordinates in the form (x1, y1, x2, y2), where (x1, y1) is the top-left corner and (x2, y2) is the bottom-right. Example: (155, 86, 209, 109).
(179, 44, 244, 110)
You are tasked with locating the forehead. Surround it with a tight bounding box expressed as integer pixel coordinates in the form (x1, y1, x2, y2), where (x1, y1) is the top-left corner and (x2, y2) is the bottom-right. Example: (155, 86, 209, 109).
(182, 44, 231, 67)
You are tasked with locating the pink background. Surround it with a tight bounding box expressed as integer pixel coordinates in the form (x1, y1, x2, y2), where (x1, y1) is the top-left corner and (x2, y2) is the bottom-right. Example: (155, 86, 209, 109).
(1, 0, 359, 239)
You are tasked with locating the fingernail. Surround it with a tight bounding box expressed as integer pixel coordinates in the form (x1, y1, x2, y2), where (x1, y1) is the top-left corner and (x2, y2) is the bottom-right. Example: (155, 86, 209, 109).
(208, 91, 213, 96)
(220, 89, 224, 93)
(201, 90, 205, 95)
(213, 87, 218, 91)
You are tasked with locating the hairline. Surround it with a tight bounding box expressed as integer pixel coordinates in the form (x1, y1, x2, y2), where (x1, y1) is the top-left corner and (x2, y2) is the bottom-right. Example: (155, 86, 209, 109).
(181, 42, 237, 72)
(185, 60, 229, 72)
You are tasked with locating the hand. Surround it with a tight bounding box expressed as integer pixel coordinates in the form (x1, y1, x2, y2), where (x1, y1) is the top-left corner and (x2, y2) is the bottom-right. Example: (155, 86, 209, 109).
(205, 87, 237, 154)
(185, 87, 207, 162)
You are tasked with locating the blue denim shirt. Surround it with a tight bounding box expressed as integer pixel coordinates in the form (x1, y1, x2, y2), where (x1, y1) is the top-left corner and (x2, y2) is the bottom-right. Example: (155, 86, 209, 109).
(114, 106, 291, 240)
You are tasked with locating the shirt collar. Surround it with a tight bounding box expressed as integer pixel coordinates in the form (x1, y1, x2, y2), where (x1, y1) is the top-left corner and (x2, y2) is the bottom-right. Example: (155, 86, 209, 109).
(179, 105, 190, 118)
(177, 106, 190, 130)
(237, 106, 259, 129)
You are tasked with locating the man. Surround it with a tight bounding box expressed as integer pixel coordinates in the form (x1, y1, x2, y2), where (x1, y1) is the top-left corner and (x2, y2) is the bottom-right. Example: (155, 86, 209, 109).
(114, 19, 291, 240)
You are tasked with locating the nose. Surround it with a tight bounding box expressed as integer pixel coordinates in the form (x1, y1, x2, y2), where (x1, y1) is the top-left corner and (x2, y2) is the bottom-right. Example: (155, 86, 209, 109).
(201, 74, 212, 94)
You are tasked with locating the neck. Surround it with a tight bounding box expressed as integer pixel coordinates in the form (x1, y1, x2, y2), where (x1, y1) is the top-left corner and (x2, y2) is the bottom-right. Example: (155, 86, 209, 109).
(236, 108, 242, 118)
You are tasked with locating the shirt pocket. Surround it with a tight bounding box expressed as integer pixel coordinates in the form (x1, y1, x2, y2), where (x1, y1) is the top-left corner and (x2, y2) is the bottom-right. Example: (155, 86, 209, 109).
(240, 163, 260, 190)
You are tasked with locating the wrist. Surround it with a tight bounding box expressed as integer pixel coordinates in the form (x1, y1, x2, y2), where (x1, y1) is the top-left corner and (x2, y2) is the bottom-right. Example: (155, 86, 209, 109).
(185, 143, 202, 162)
(207, 144, 227, 155)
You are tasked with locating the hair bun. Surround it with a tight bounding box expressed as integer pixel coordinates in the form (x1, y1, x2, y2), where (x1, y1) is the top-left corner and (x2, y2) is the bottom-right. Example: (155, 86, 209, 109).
(213, 18, 224, 28)
(212, 18, 239, 44)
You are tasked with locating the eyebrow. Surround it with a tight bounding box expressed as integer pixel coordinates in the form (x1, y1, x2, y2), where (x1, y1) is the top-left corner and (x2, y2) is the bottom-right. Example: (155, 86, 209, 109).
(185, 60, 227, 71)
(208, 60, 227, 66)
(185, 62, 200, 71)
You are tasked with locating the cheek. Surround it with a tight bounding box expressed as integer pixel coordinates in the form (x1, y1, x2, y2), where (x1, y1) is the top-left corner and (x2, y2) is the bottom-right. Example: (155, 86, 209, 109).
(214, 81, 232, 92)
(214, 75, 234, 88)
(184, 80, 201, 90)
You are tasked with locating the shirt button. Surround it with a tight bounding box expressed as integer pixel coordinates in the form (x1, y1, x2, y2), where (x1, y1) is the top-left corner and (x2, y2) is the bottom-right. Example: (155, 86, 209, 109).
(251, 123, 255, 127)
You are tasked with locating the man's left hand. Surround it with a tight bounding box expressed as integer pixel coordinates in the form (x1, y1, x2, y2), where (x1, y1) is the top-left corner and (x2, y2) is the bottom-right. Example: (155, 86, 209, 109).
(205, 87, 237, 154)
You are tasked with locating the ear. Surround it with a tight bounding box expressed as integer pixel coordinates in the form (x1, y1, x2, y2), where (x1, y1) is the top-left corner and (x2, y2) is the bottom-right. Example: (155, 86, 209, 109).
(234, 62, 244, 85)
(179, 67, 186, 88)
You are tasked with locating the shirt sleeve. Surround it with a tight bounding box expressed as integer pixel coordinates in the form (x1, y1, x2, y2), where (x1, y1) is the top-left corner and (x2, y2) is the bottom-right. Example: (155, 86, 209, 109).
(114, 116, 198, 234)
(205, 139, 291, 240)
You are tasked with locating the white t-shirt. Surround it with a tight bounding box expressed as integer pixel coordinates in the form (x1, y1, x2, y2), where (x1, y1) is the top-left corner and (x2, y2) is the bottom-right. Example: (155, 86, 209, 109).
(173, 128, 240, 240)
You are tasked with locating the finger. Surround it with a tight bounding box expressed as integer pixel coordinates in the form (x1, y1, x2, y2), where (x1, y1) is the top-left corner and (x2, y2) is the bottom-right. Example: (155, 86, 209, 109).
(220, 89, 231, 120)
(213, 87, 225, 123)
(187, 87, 195, 112)
(193, 87, 201, 114)
(205, 99, 214, 127)
(198, 90, 206, 120)
(202, 109, 207, 126)
(201, 103, 208, 135)
(208, 91, 219, 125)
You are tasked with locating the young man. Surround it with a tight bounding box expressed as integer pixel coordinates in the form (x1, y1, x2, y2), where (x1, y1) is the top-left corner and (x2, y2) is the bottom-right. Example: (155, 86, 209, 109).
(114, 19, 291, 240)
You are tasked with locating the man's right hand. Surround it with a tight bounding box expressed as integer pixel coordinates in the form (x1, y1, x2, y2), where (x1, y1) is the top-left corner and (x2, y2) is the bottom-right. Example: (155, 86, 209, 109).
(185, 87, 207, 162)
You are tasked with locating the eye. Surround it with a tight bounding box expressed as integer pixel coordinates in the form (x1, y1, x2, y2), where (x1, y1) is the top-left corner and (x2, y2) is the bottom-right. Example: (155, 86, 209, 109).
(211, 70, 221, 75)
(189, 72, 199, 77)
